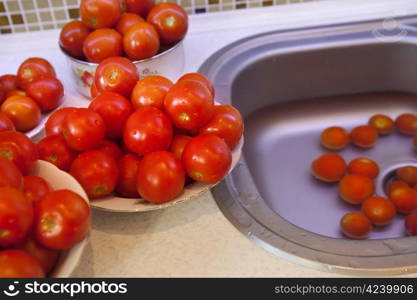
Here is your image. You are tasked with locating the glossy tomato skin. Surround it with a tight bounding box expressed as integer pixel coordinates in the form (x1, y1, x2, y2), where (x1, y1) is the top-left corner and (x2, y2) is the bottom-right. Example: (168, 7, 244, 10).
(405, 212, 417, 236)
(6, 89, 26, 98)
(0, 157, 23, 190)
(137, 151, 185, 203)
(26, 77, 64, 112)
(0, 187, 33, 247)
(89, 91, 133, 139)
(178, 72, 214, 98)
(23, 176, 52, 205)
(116, 153, 141, 198)
(82, 29, 123, 63)
(70, 150, 118, 199)
(199, 105, 243, 150)
(0, 112, 15, 132)
(94, 57, 139, 98)
(90, 80, 99, 98)
(0, 249, 45, 278)
(169, 134, 192, 160)
(123, 22, 160, 61)
(80, 0, 121, 29)
(0, 75, 19, 94)
(182, 134, 232, 184)
(116, 12, 144, 35)
(0, 83, 5, 104)
(147, 3, 188, 44)
(123, 106, 173, 156)
(62, 108, 106, 152)
(125, 0, 155, 17)
(131, 75, 173, 110)
(1, 95, 41, 132)
(164, 80, 214, 131)
(96, 139, 123, 161)
(17, 58, 56, 89)
(37, 134, 78, 172)
(44, 107, 78, 136)
(0, 131, 38, 175)
(59, 20, 91, 59)
(34, 189, 91, 250)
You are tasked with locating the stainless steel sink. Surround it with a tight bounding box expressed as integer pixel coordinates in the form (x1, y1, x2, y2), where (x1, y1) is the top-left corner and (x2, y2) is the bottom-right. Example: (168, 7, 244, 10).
(199, 16, 417, 275)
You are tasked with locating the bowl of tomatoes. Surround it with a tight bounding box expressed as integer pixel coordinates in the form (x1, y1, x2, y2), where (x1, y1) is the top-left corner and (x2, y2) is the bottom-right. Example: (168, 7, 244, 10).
(59, 0, 187, 98)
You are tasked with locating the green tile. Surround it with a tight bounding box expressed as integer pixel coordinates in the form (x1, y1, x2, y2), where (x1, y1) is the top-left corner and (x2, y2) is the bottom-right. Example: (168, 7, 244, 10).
(15, 27, 26, 33)
(51, 0, 64, 6)
(43, 24, 54, 30)
(6, 1, 19, 12)
(11, 14, 23, 24)
(40, 11, 52, 22)
(54, 10, 66, 20)
(25, 13, 38, 23)
(65, 0, 78, 5)
(38, 0, 50, 9)
(180, 0, 192, 7)
(68, 8, 79, 18)
(0, 15, 8, 26)
(29, 25, 41, 31)
(0, 1, 6, 12)
(22, 0, 35, 10)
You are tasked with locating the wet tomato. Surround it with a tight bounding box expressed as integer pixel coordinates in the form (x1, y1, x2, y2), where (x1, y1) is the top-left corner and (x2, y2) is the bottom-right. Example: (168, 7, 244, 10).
(44, 107, 78, 136)
(170, 134, 192, 160)
(0, 112, 15, 132)
(80, 0, 121, 29)
(1, 95, 41, 132)
(23, 176, 52, 205)
(405, 212, 417, 236)
(368, 114, 394, 135)
(137, 151, 185, 203)
(96, 139, 123, 161)
(123, 106, 173, 155)
(347, 157, 380, 179)
(0, 249, 44, 278)
(123, 22, 160, 61)
(90, 81, 99, 98)
(17, 57, 56, 89)
(59, 20, 91, 59)
(385, 180, 409, 196)
(34, 189, 90, 249)
(319, 126, 349, 150)
(82, 28, 123, 63)
(116, 153, 141, 198)
(131, 75, 173, 110)
(26, 77, 64, 112)
(311, 153, 346, 183)
(70, 150, 118, 199)
(37, 134, 78, 172)
(389, 186, 417, 214)
(89, 91, 133, 139)
(395, 113, 417, 135)
(361, 196, 396, 226)
(0, 186, 33, 247)
(350, 125, 378, 148)
(340, 212, 371, 240)
(177, 73, 214, 98)
(0, 157, 23, 189)
(338, 174, 375, 205)
(0, 75, 19, 94)
(125, 0, 155, 17)
(0, 83, 4, 104)
(116, 12, 144, 35)
(396, 166, 417, 186)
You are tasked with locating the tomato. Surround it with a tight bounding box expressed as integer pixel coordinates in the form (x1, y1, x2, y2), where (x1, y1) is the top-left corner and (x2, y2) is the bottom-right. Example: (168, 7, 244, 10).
(89, 91, 133, 139)
(0, 74, 19, 94)
(123, 106, 173, 155)
(17, 57, 56, 89)
(338, 174, 375, 205)
(80, 0, 121, 29)
(131, 75, 173, 110)
(368, 114, 394, 135)
(137, 151, 185, 203)
(6, 89, 26, 98)
(395, 113, 417, 135)
(389, 186, 417, 214)
(319, 126, 349, 150)
(311, 153, 346, 183)
(0, 249, 44, 278)
(340, 212, 371, 240)
(59, 20, 91, 59)
(0, 187, 33, 247)
(123, 22, 160, 61)
(405, 212, 417, 236)
(23, 176, 52, 205)
(116, 153, 141, 198)
(182, 134, 231, 184)
(170, 134, 192, 160)
(0, 112, 15, 132)
(82, 29, 123, 63)
(116, 12, 144, 35)
(147, 3, 188, 44)
(1, 95, 41, 132)
(396, 166, 417, 185)
(125, 0, 155, 17)
(96, 139, 123, 161)
(0, 157, 23, 190)
(44, 107, 78, 136)
(350, 125, 378, 148)
(385, 180, 409, 196)
(347, 158, 380, 179)
(26, 77, 64, 112)
(0, 83, 5, 105)
(62, 108, 106, 152)
(361, 196, 396, 226)
(90, 80, 99, 98)
(164, 80, 214, 131)
(94, 57, 139, 98)
(34, 189, 90, 249)
(70, 150, 118, 199)
(0, 131, 38, 175)
(37, 134, 78, 172)
(178, 73, 215, 98)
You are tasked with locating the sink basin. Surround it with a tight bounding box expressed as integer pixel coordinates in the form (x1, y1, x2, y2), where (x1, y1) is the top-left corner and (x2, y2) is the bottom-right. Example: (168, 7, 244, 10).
(199, 16, 417, 275)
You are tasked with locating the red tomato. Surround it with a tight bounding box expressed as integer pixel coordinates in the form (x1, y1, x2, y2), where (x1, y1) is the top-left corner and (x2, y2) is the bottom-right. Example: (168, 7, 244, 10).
(34, 189, 90, 249)
(23, 176, 52, 205)
(82, 29, 123, 63)
(37, 134, 78, 172)
(6, 89, 26, 98)
(340, 212, 371, 240)
(17, 57, 56, 89)
(90, 80, 99, 98)
(137, 151, 185, 203)
(405, 212, 417, 236)
(123, 22, 160, 61)
(70, 150, 118, 199)
(94, 57, 139, 98)
(164, 80, 214, 131)
(59, 20, 91, 59)
(170, 134, 192, 160)
(0, 74, 19, 94)
(125, 0, 155, 17)
(178, 72, 215, 98)
(1, 95, 41, 132)
(89, 92, 133, 139)
(80, 0, 121, 29)
(116, 12, 144, 35)
(96, 139, 123, 161)
(44, 107, 78, 136)
(0, 249, 45, 278)
(0, 187, 33, 247)
(199, 104, 243, 150)
(26, 77, 64, 112)
(116, 153, 141, 198)
(131, 75, 173, 110)
(147, 3, 188, 44)
(0, 157, 23, 190)
(182, 134, 231, 184)
(0, 131, 38, 175)
(0, 83, 5, 105)
(123, 106, 173, 155)
(62, 108, 106, 152)
(0, 112, 15, 132)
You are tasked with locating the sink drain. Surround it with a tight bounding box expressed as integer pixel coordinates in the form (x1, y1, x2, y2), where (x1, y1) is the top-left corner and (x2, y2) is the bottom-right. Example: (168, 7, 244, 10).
(376, 159, 417, 196)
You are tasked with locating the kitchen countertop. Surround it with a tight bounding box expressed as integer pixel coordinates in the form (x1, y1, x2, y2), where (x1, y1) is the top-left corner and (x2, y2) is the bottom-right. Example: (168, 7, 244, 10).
(2, 0, 417, 277)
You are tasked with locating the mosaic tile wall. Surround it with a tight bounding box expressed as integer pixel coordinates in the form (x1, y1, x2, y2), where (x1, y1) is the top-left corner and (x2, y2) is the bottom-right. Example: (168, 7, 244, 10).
(0, 0, 318, 34)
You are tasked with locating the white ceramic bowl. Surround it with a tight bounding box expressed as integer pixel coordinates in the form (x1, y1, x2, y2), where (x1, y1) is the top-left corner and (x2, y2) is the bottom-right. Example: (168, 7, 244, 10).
(31, 160, 89, 277)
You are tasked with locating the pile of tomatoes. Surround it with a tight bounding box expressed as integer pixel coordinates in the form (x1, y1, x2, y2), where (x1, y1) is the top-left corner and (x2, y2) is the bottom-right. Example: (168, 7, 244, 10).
(38, 56, 243, 203)
(0, 131, 90, 278)
(311, 113, 417, 239)
(0, 58, 64, 132)
(60, 0, 188, 62)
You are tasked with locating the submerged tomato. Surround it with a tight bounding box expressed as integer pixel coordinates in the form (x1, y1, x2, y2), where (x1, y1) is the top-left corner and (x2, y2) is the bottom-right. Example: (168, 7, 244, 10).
(38, 134, 78, 172)
(17, 57, 56, 89)
(0, 249, 45, 278)
(116, 153, 141, 198)
(59, 20, 91, 59)
(80, 0, 121, 29)
(26, 77, 64, 112)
